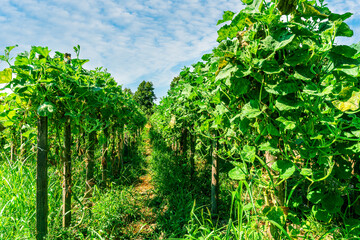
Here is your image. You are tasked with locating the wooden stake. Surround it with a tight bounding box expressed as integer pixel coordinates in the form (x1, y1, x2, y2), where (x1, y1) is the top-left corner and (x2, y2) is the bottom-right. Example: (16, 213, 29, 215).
(63, 116, 71, 227)
(211, 133, 219, 216)
(36, 116, 48, 240)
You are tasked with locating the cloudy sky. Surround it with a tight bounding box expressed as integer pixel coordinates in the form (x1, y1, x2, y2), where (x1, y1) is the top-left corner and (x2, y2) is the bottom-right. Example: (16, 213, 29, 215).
(0, 0, 359, 100)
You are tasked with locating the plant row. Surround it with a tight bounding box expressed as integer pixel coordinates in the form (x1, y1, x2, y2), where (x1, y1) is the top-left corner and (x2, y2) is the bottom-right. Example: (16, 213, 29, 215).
(151, 0, 360, 238)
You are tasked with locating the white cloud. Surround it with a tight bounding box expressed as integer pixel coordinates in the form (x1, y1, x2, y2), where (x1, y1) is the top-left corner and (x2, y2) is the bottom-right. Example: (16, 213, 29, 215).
(0, 0, 359, 100)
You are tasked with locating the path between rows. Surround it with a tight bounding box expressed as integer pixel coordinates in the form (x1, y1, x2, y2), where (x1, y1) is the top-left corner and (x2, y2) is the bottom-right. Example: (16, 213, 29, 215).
(126, 126, 165, 239)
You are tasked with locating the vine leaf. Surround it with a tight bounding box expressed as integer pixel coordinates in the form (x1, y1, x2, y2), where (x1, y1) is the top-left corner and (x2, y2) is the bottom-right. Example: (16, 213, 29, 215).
(0, 68, 12, 83)
(241, 145, 256, 162)
(217, 11, 235, 25)
(228, 162, 247, 180)
(271, 160, 295, 179)
(332, 90, 360, 112)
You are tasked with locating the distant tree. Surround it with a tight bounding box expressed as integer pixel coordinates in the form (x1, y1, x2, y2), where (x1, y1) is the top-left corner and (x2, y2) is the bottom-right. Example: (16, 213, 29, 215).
(170, 76, 180, 90)
(123, 88, 133, 96)
(134, 81, 156, 115)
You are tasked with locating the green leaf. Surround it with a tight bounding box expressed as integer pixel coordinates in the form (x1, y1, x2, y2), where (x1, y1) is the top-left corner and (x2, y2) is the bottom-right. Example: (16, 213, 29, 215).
(312, 206, 332, 222)
(259, 141, 280, 153)
(300, 168, 312, 177)
(37, 102, 56, 117)
(231, 77, 250, 95)
(265, 82, 298, 95)
(275, 96, 301, 111)
(259, 59, 282, 74)
(331, 45, 358, 58)
(0, 68, 12, 83)
(332, 90, 360, 112)
(276, 117, 296, 130)
(182, 84, 193, 98)
(285, 49, 310, 66)
(272, 160, 295, 179)
(33, 46, 51, 58)
(329, 12, 352, 21)
(215, 104, 228, 116)
(229, 163, 247, 180)
(294, 66, 313, 81)
(241, 0, 253, 4)
(217, 11, 235, 25)
(241, 145, 256, 162)
(267, 123, 280, 136)
(263, 206, 286, 225)
(335, 66, 359, 77)
(322, 192, 344, 213)
(240, 100, 262, 119)
(336, 22, 353, 37)
(307, 190, 324, 204)
(216, 64, 237, 83)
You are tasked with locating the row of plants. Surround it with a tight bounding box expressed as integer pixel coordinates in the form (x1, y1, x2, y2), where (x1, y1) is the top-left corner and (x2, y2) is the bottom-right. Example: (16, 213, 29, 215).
(0, 45, 146, 239)
(151, 0, 360, 238)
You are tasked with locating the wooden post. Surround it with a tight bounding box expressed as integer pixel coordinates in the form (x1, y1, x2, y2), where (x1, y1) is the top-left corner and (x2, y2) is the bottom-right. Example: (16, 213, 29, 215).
(117, 130, 125, 174)
(101, 127, 109, 188)
(63, 116, 71, 227)
(211, 133, 219, 216)
(10, 126, 17, 162)
(190, 133, 196, 179)
(85, 131, 96, 200)
(36, 116, 48, 240)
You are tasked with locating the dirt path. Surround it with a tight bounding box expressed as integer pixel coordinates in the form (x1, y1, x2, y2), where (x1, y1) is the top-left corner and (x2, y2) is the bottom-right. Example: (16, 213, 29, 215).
(126, 124, 162, 239)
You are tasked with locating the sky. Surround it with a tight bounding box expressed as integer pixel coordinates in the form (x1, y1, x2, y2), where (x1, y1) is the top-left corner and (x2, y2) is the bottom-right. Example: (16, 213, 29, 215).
(0, 0, 359, 101)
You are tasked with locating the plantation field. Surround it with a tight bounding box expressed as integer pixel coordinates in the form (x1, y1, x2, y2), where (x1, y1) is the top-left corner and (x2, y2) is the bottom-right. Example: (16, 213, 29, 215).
(2, 0, 360, 239)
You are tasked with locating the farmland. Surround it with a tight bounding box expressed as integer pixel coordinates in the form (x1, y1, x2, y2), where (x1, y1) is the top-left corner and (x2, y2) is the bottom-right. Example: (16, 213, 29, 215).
(1, 0, 360, 239)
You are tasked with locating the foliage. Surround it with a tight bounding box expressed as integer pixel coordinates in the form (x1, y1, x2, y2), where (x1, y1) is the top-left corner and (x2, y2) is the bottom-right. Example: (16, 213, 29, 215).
(152, 0, 360, 238)
(134, 80, 157, 115)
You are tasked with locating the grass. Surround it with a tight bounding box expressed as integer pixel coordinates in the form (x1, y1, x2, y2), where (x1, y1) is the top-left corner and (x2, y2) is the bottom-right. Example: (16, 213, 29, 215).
(2, 125, 360, 239)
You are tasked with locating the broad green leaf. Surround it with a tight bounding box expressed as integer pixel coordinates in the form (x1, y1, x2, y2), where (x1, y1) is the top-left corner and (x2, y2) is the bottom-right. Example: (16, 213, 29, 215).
(33, 46, 51, 58)
(335, 66, 359, 77)
(312, 206, 332, 222)
(232, 76, 250, 95)
(285, 49, 309, 66)
(275, 96, 300, 111)
(37, 102, 56, 117)
(229, 163, 247, 180)
(302, 3, 328, 18)
(263, 206, 286, 225)
(276, 117, 296, 130)
(307, 190, 324, 204)
(332, 90, 360, 112)
(0, 68, 12, 83)
(275, 33, 295, 51)
(265, 82, 298, 95)
(216, 64, 237, 83)
(242, 0, 263, 13)
(240, 100, 262, 119)
(182, 84, 193, 98)
(267, 123, 280, 136)
(329, 12, 352, 21)
(322, 192, 344, 213)
(241, 0, 253, 4)
(336, 22, 353, 37)
(217, 11, 235, 25)
(259, 141, 280, 153)
(300, 168, 312, 177)
(272, 160, 295, 179)
(294, 66, 313, 81)
(241, 145, 256, 162)
(215, 104, 228, 115)
(259, 59, 282, 74)
(331, 45, 357, 58)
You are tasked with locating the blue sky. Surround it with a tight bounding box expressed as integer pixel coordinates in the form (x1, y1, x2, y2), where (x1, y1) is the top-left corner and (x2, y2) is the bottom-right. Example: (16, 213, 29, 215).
(0, 0, 359, 100)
